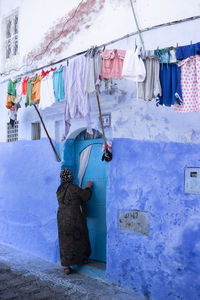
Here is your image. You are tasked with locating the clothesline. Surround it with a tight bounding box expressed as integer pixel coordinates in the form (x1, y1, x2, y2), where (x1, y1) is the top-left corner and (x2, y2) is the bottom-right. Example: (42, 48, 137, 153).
(5, 41, 200, 131)
(0, 14, 199, 81)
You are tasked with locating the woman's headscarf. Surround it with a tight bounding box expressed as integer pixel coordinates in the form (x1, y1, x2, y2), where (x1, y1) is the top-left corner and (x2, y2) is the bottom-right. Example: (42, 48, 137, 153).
(60, 168, 73, 183)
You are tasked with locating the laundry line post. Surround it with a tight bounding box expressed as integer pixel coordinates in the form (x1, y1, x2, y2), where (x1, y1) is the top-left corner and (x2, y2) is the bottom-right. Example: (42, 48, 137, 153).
(33, 104, 61, 162)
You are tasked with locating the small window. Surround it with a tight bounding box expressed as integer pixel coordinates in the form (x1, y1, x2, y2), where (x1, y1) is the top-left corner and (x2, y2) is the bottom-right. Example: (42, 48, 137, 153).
(7, 121, 19, 142)
(5, 12, 18, 60)
(31, 122, 41, 140)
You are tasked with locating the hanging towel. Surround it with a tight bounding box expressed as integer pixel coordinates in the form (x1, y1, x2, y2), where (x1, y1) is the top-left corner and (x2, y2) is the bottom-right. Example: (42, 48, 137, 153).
(78, 145, 92, 187)
(85, 52, 102, 94)
(63, 55, 92, 139)
(39, 72, 55, 110)
(122, 48, 146, 82)
(53, 66, 65, 102)
(138, 51, 161, 101)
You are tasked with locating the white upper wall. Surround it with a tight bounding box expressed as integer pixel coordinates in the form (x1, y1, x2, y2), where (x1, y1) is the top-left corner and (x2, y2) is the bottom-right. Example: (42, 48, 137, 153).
(0, 0, 199, 78)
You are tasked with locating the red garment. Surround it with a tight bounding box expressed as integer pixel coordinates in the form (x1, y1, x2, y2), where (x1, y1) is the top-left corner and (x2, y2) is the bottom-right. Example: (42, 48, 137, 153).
(41, 68, 56, 77)
(22, 77, 29, 95)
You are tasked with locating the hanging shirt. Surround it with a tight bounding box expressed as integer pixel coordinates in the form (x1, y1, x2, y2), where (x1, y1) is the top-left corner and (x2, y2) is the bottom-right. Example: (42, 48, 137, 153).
(53, 66, 65, 102)
(31, 75, 43, 103)
(85, 52, 102, 94)
(157, 63, 182, 107)
(138, 50, 161, 101)
(7, 78, 21, 96)
(25, 76, 37, 107)
(101, 49, 126, 79)
(63, 55, 92, 139)
(176, 42, 200, 60)
(22, 77, 29, 95)
(174, 55, 200, 113)
(39, 72, 55, 110)
(122, 48, 146, 82)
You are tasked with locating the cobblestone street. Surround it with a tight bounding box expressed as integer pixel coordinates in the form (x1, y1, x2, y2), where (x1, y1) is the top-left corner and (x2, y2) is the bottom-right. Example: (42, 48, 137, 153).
(0, 243, 144, 300)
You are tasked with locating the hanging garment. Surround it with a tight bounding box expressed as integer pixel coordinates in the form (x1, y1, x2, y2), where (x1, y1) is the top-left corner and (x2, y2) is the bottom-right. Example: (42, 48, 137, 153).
(78, 145, 92, 187)
(63, 55, 92, 139)
(176, 42, 200, 60)
(85, 52, 102, 94)
(6, 95, 13, 109)
(169, 49, 178, 63)
(22, 77, 29, 95)
(101, 49, 126, 79)
(7, 78, 21, 96)
(174, 55, 200, 113)
(138, 51, 161, 101)
(53, 66, 65, 102)
(39, 72, 55, 110)
(9, 103, 21, 127)
(155, 48, 170, 64)
(157, 63, 182, 106)
(25, 76, 37, 107)
(11, 81, 23, 104)
(122, 48, 146, 82)
(31, 75, 43, 103)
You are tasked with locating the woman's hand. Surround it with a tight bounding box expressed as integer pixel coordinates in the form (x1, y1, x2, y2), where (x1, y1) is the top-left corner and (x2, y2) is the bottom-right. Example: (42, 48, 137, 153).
(84, 181, 93, 189)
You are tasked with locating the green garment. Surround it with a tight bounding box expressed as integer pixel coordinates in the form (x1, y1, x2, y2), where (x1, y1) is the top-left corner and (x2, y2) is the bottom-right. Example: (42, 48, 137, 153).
(25, 76, 37, 107)
(7, 78, 21, 96)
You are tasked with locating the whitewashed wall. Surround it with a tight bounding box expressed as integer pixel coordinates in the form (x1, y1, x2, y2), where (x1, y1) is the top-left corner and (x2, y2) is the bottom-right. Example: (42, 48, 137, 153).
(0, 0, 200, 145)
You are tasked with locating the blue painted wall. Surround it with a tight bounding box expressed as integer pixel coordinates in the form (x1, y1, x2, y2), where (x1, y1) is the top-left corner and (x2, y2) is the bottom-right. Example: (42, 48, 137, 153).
(0, 138, 61, 262)
(107, 138, 200, 300)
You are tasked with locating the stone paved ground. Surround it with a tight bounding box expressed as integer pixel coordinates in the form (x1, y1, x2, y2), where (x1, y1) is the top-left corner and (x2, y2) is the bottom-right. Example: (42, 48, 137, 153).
(0, 243, 145, 300)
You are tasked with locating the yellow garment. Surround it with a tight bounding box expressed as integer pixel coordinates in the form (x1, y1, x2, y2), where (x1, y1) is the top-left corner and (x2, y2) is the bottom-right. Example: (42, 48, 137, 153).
(31, 75, 43, 103)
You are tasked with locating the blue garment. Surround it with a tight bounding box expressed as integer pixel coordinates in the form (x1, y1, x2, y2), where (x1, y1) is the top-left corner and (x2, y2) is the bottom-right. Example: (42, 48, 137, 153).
(157, 63, 182, 107)
(155, 48, 170, 63)
(176, 42, 200, 60)
(53, 66, 65, 102)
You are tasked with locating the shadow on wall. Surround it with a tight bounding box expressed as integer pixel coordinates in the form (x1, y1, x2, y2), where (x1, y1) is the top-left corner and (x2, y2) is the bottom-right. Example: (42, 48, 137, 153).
(0, 138, 61, 263)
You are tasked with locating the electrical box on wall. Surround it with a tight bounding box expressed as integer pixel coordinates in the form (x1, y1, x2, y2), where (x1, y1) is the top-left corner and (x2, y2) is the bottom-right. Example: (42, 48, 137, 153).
(184, 167, 200, 194)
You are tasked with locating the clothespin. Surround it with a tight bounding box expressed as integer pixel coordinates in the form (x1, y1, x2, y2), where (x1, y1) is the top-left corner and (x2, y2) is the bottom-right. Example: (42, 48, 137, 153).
(176, 42, 178, 49)
(190, 40, 193, 46)
(67, 59, 69, 66)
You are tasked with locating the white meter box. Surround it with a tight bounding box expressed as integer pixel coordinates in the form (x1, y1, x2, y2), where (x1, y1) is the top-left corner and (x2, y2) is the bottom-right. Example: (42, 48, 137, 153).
(184, 167, 200, 194)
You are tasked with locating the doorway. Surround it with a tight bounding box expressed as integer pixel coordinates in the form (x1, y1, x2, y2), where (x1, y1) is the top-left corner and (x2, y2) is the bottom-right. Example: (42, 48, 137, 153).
(73, 130, 107, 263)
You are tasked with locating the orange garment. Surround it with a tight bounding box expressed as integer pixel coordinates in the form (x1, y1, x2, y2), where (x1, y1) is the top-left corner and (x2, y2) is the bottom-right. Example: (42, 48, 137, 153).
(6, 95, 17, 109)
(22, 77, 29, 95)
(6, 94, 13, 109)
(30, 75, 43, 103)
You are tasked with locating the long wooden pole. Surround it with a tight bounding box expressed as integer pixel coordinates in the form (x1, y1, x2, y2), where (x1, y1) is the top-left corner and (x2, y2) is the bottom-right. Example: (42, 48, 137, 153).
(33, 104, 61, 162)
(96, 92, 107, 150)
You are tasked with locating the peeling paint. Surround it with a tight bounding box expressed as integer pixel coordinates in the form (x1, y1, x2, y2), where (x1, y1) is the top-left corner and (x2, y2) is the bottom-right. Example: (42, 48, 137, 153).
(26, 0, 105, 63)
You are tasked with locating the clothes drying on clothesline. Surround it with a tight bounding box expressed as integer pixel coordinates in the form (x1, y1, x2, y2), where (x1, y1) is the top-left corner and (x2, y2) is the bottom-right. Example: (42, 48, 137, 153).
(4, 41, 200, 128)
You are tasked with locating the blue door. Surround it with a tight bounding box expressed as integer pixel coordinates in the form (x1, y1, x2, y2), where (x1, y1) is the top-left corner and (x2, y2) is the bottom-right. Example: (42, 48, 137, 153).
(74, 137, 107, 262)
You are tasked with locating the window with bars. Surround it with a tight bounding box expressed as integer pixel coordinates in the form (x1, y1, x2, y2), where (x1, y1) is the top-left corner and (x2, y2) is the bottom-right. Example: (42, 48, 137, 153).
(7, 121, 19, 142)
(5, 13, 18, 60)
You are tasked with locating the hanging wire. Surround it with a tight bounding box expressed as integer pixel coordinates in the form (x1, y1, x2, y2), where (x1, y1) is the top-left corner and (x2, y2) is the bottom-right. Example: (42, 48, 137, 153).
(129, 0, 145, 50)
(1, 14, 200, 80)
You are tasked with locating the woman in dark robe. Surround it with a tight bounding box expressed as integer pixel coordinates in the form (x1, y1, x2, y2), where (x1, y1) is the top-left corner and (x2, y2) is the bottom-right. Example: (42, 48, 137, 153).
(57, 168, 93, 275)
